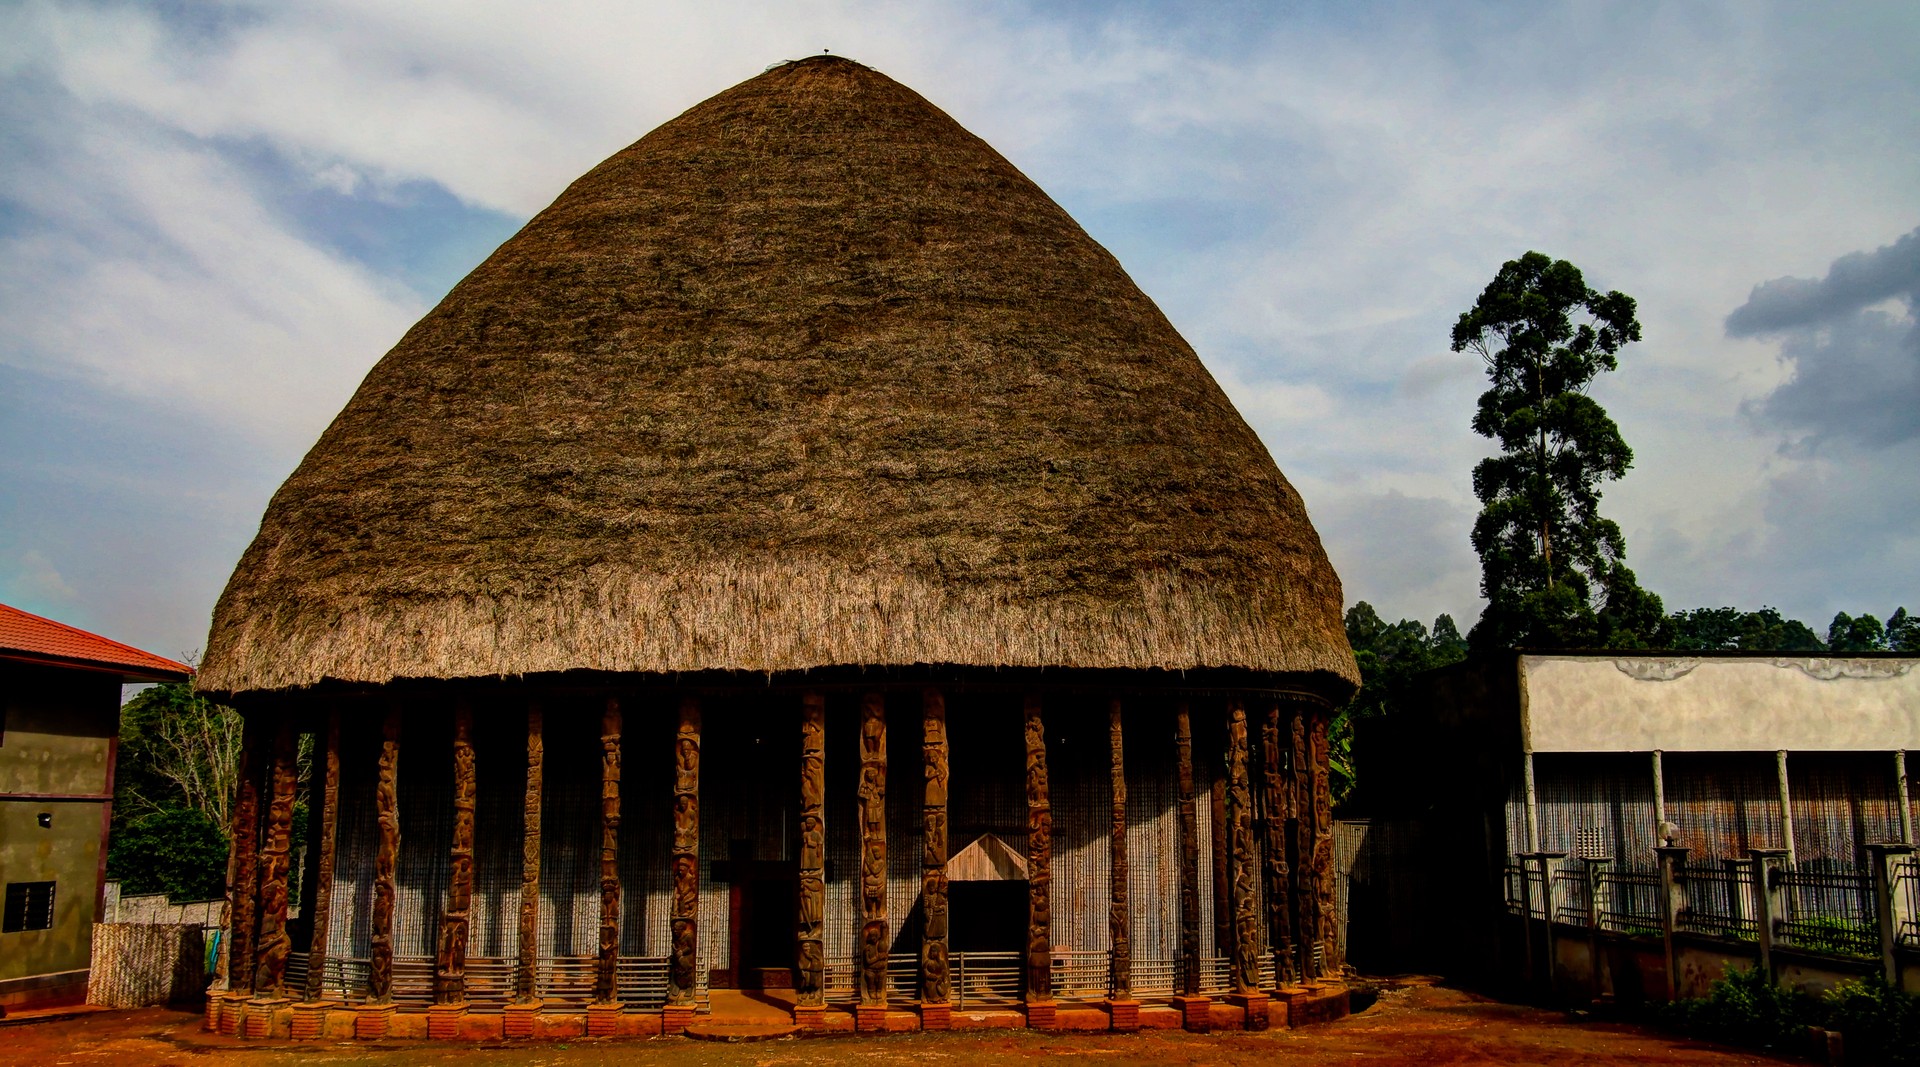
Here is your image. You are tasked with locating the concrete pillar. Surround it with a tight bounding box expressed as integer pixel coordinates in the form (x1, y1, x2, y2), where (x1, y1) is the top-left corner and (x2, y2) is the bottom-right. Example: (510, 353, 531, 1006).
(1865, 843, 1914, 989)
(1655, 845, 1688, 1001)
(1749, 848, 1788, 986)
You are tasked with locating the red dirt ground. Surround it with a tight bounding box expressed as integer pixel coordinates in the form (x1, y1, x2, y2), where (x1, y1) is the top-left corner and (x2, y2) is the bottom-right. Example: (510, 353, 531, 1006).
(3, 984, 1791, 1066)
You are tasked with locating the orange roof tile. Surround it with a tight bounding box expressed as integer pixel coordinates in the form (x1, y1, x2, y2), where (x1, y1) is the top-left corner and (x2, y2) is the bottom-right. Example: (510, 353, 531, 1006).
(0, 602, 193, 681)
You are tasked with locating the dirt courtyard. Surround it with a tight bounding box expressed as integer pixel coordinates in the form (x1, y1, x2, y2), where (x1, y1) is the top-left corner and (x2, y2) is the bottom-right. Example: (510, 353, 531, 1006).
(9, 985, 1788, 1066)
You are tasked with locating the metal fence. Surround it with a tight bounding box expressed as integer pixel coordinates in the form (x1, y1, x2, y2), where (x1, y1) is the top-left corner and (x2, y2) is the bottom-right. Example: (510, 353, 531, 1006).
(1896, 857, 1919, 951)
(1679, 861, 1759, 942)
(1776, 864, 1877, 957)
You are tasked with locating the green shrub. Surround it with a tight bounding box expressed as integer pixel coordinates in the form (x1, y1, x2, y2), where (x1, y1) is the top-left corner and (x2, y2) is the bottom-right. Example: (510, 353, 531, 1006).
(1824, 978, 1920, 1067)
(107, 806, 228, 901)
(1661, 965, 1815, 1051)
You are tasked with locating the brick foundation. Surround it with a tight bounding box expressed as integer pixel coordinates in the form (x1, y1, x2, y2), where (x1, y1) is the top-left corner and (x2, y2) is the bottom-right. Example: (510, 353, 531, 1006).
(585, 1003, 621, 1037)
(353, 1003, 396, 1040)
(919, 1001, 952, 1031)
(855, 1003, 890, 1031)
(1024, 998, 1057, 1030)
(1227, 991, 1270, 1031)
(427, 1003, 467, 1039)
(661, 1004, 696, 1035)
(290, 1002, 331, 1040)
(1172, 994, 1211, 1033)
(1106, 998, 1140, 1031)
(792, 1004, 827, 1031)
(503, 1001, 542, 1039)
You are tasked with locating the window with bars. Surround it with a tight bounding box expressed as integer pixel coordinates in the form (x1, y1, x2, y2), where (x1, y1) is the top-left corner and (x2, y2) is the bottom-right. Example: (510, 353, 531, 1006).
(3, 880, 55, 932)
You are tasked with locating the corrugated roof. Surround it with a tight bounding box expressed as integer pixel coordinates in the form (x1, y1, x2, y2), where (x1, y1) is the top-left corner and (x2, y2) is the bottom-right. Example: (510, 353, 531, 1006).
(0, 602, 193, 681)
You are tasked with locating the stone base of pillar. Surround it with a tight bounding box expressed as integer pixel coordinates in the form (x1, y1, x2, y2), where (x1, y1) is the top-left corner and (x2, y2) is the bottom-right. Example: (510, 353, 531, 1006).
(427, 1002, 468, 1039)
(503, 1001, 542, 1039)
(855, 1003, 890, 1031)
(1172, 994, 1211, 1033)
(792, 1004, 827, 1031)
(1105, 998, 1140, 1032)
(218, 991, 249, 1035)
(662, 1004, 696, 1035)
(585, 1003, 622, 1037)
(1227, 991, 1270, 1031)
(203, 991, 221, 1032)
(1025, 998, 1057, 1031)
(290, 1002, 332, 1040)
(919, 1002, 952, 1031)
(243, 997, 289, 1039)
(353, 1002, 396, 1040)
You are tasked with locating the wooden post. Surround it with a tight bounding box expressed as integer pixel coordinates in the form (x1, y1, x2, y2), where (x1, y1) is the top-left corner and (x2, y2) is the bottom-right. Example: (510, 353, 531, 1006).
(1023, 694, 1054, 1019)
(225, 714, 263, 998)
(797, 692, 828, 1009)
(369, 706, 401, 1004)
(1290, 708, 1314, 979)
(1175, 702, 1200, 996)
(857, 693, 889, 1013)
(1309, 708, 1337, 973)
(669, 697, 701, 1006)
(1107, 698, 1131, 999)
(920, 688, 951, 1016)
(515, 704, 543, 1004)
(435, 701, 477, 1005)
(1260, 703, 1295, 987)
(1225, 701, 1259, 995)
(595, 698, 623, 1005)
(253, 713, 298, 997)
(1211, 777, 1230, 968)
(302, 709, 341, 1003)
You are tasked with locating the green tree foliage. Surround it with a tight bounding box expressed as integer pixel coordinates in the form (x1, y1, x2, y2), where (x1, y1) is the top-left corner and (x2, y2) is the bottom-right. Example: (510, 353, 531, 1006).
(111, 681, 245, 902)
(1452, 252, 1662, 650)
(1828, 608, 1919, 652)
(1664, 606, 1825, 651)
(1333, 602, 1469, 807)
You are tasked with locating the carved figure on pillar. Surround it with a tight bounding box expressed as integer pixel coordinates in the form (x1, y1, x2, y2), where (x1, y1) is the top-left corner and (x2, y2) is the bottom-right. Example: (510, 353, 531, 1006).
(1309, 708, 1337, 972)
(1023, 694, 1053, 1003)
(1289, 707, 1314, 978)
(370, 706, 402, 1003)
(857, 693, 889, 1006)
(1108, 698, 1130, 998)
(796, 692, 827, 1005)
(1174, 702, 1200, 996)
(921, 688, 950, 1005)
(302, 709, 341, 1003)
(436, 701, 477, 1004)
(1259, 703, 1295, 987)
(224, 715, 263, 996)
(595, 698, 623, 1004)
(669, 696, 701, 1006)
(1225, 701, 1259, 995)
(516, 705, 544, 1003)
(1211, 776, 1230, 967)
(252, 714, 299, 996)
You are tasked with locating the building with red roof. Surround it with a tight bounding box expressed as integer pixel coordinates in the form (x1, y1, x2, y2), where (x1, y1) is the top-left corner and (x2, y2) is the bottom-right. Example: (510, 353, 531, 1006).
(1, 602, 191, 1011)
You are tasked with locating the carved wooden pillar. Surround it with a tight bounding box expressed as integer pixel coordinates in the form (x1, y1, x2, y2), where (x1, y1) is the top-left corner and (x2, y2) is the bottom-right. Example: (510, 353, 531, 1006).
(856, 693, 889, 1009)
(1107, 698, 1130, 998)
(1259, 703, 1295, 987)
(302, 709, 341, 1002)
(435, 701, 477, 1004)
(515, 704, 543, 1003)
(1211, 776, 1230, 967)
(1290, 707, 1314, 979)
(796, 692, 828, 1007)
(669, 696, 701, 1006)
(369, 706, 402, 1003)
(1023, 694, 1053, 1007)
(595, 698, 623, 1004)
(1309, 708, 1337, 972)
(225, 714, 263, 996)
(920, 688, 951, 1009)
(1224, 701, 1260, 994)
(253, 713, 298, 997)
(1174, 702, 1200, 996)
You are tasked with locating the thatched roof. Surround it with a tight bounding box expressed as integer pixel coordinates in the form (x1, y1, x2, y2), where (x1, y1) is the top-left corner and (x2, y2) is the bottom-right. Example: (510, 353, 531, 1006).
(200, 56, 1358, 698)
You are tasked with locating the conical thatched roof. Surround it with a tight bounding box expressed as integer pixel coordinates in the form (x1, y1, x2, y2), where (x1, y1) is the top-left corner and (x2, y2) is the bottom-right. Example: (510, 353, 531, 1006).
(200, 56, 1358, 698)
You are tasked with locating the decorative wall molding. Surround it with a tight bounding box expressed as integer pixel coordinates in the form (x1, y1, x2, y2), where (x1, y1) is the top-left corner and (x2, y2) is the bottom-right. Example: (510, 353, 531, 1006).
(1611, 658, 1701, 682)
(1770, 658, 1914, 681)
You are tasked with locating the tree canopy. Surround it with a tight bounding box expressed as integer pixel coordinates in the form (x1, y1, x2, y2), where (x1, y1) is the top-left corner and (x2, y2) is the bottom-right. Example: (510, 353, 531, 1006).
(1452, 251, 1662, 650)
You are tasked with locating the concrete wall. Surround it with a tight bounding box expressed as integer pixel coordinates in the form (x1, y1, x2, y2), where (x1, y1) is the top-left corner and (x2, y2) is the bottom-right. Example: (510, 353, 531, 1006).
(0, 662, 120, 1006)
(1521, 654, 1920, 753)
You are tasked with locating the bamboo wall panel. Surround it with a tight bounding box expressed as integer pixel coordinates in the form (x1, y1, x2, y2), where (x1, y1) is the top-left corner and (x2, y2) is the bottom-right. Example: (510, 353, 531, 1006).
(1523, 753, 1659, 864)
(1789, 753, 1902, 867)
(1657, 753, 1785, 863)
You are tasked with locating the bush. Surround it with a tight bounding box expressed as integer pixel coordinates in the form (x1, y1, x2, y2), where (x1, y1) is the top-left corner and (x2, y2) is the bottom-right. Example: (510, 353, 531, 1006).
(1660, 965, 1815, 1051)
(107, 806, 228, 901)
(1824, 979, 1920, 1067)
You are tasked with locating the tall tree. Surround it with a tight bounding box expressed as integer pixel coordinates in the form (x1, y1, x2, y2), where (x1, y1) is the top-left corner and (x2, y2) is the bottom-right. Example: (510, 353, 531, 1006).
(1452, 252, 1661, 650)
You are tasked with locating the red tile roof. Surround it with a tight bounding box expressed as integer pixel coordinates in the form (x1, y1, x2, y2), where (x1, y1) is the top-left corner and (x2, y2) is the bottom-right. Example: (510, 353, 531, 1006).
(0, 602, 193, 682)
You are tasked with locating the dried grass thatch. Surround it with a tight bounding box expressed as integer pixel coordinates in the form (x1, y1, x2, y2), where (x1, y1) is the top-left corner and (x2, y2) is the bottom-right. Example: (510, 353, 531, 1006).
(200, 56, 1358, 698)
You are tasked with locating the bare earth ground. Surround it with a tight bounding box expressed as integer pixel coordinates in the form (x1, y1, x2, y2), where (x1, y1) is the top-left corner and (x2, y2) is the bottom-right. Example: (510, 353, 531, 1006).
(8, 986, 1788, 1067)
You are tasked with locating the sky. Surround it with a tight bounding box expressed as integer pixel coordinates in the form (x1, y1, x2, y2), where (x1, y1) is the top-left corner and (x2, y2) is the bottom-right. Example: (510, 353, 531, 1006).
(2, 0, 1917, 663)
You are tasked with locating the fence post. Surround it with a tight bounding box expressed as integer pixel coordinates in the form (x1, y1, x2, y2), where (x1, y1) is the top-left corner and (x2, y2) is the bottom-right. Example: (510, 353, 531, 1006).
(1656, 846, 1688, 1001)
(1540, 852, 1568, 1000)
(1865, 843, 1913, 989)
(1749, 848, 1788, 986)
(1515, 855, 1537, 990)
(1585, 858, 1608, 1001)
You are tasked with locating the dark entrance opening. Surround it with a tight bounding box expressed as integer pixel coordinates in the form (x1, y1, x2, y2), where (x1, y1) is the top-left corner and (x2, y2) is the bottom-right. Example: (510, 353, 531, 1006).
(949, 880, 1027, 953)
(737, 873, 797, 988)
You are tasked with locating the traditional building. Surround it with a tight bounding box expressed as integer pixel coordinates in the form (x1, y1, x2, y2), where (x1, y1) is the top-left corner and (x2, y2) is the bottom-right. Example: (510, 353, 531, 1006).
(197, 56, 1358, 1040)
(0, 602, 192, 1012)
